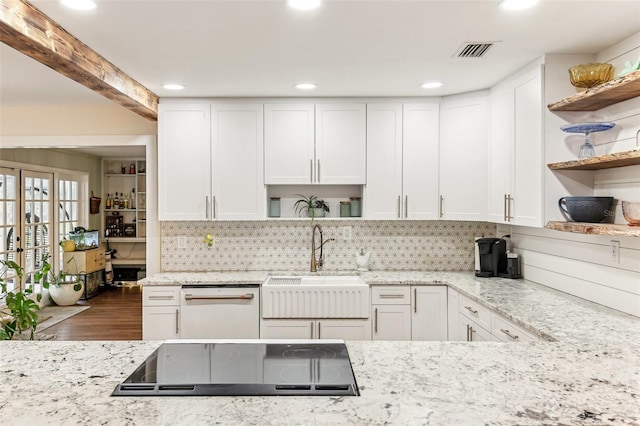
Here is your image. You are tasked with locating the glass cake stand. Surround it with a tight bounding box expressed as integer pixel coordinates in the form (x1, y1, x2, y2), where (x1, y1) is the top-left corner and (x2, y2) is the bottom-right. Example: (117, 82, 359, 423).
(560, 122, 615, 159)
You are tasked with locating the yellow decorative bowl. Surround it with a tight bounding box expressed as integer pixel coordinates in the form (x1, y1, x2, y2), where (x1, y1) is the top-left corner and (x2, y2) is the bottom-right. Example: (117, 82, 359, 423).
(622, 201, 640, 226)
(569, 63, 614, 88)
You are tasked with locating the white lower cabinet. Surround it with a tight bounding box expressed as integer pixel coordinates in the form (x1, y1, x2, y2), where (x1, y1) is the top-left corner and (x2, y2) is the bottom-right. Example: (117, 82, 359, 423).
(412, 286, 448, 341)
(458, 292, 539, 342)
(447, 287, 460, 341)
(458, 316, 495, 342)
(260, 319, 370, 340)
(492, 314, 539, 342)
(371, 285, 447, 341)
(142, 286, 181, 340)
(371, 286, 411, 340)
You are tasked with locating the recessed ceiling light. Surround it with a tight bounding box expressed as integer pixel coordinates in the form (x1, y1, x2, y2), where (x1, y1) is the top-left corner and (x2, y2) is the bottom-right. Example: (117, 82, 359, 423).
(60, 0, 97, 11)
(499, 0, 539, 11)
(295, 83, 317, 90)
(287, 0, 322, 11)
(162, 84, 185, 91)
(420, 81, 443, 89)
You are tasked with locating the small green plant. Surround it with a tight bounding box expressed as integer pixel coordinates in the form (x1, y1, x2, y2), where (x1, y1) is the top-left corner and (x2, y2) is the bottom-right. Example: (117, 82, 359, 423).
(0, 259, 40, 340)
(36, 253, 82, 292)
(293, 195, 330, 221)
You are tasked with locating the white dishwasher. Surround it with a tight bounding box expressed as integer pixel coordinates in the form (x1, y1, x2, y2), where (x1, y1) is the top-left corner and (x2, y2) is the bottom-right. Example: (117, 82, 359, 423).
(180, 284, 260, 339)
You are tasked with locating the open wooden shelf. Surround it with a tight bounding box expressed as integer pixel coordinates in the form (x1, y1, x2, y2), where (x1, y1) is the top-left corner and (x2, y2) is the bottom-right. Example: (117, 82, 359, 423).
(546, 221, 640, 237)
(547, 149, 640, 170)
(547, 70, 640, 112)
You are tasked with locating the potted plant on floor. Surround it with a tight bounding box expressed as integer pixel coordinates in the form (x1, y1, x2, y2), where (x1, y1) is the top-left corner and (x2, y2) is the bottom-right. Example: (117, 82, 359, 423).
(293, 194, 330, 221)
(0, 259, 41, 340)
(37, 253, 84, 307)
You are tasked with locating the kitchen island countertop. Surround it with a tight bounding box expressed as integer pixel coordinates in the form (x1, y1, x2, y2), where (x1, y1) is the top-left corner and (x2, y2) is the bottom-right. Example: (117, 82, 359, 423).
(1, 339, 638, 425)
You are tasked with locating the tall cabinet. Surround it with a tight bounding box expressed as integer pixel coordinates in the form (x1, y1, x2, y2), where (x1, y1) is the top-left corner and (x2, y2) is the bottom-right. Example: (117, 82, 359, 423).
(488, 62, 543, 226)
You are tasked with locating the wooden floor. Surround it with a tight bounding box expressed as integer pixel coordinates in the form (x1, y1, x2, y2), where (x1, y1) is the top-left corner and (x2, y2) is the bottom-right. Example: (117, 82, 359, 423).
(45, 285, 142, 340)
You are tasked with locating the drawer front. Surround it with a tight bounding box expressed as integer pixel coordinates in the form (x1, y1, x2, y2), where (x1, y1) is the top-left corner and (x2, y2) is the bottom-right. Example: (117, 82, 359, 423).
(492, 315, 538, 342)
(143, 286, 181, 306)
(458, 294, 492, 331)
(371, 286, 410, 305)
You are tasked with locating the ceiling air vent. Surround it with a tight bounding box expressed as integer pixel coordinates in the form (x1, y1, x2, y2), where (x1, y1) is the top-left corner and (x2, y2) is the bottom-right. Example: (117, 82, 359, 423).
(454, 42, 495, 58)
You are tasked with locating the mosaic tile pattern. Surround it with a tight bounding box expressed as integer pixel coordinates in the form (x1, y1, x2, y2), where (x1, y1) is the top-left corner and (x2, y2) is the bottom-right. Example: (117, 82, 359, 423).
(161, 220, 496, 272)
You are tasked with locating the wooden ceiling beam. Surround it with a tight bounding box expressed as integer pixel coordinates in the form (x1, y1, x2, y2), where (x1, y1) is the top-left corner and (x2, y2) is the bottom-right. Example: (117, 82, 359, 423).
(0, 0, 158, 121)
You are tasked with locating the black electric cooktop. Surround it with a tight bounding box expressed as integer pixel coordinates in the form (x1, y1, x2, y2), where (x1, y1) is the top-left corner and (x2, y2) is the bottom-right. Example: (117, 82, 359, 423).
(112, 340, 359, 397)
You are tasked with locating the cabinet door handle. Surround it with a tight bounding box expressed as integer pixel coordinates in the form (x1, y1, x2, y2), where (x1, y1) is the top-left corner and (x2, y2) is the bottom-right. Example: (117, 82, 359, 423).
(310, 159, 313, 183)
(148, 295, 174, 300)
(414, 288, 417, 313)
(184, 294, 254, 301)
(374, 308, 378, 334)
(397, 195, 401, 219)
(503, 194, 508, 222)
(500, 329, 519, 341)
(175, 309, 179, 335)
(439, 195, 444, 218)
(317, 159, 321, 183)
(205, 195, 210, 219)
(317, 322, 321, 339)
(404, 195, 408, 219)
(469, 325, 476, 341)
(379, 294, 405, 299)
(213, 196, 217, 219)
(507, 194, 513, 221)
(465, 306, 478, 315)
(310, 321, 314, 339)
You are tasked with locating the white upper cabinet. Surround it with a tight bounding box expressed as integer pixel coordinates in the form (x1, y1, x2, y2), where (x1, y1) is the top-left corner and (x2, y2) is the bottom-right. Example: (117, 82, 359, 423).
(315, 104, 367, 184)
(512, 67, 543, 227)
(365, 103, 403, 219)
(488, 62, 543, 227)
(211, 104, 265, 220)
(158, 102, 264, 221)
(264, 104, 315, 184)
(158, 103, 211, 221)
(439, 92, 489, 221)
(488, 89, 515, 224)
(264, 103, 366, 185)
(403, 103, 440, 219)
(365, 103, 439, 219)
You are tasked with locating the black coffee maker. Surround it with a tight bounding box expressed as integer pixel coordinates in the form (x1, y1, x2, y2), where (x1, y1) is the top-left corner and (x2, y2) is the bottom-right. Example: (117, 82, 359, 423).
(475, 237, 507, 278)
(475, 236, 521, 279)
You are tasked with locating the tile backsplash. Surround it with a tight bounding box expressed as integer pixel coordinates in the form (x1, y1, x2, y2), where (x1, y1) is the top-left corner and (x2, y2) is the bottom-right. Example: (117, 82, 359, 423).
(161, 220, 496, 272)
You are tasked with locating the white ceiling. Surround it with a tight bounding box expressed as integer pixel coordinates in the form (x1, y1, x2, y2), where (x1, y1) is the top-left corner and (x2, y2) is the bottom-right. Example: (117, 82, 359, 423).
(1, 0, 639, 108)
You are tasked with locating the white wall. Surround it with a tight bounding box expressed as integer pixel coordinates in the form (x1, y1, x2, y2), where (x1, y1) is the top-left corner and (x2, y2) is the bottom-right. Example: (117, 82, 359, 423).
(0, 104, 157, 136)
(508, 32, 640, 318)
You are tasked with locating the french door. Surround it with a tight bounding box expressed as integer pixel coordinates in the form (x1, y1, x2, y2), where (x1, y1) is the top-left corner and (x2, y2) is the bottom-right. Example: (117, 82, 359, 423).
(0, 167, 53, 294)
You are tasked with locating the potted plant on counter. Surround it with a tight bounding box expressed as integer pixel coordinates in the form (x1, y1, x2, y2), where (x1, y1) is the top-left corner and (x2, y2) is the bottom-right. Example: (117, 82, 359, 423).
(0, 259, 41, 340)
(294, 194, 330, 220)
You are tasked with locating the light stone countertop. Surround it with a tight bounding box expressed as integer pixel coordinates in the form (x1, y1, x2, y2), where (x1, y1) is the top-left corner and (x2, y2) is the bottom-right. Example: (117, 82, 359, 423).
(1, 340, 638, 425)
(4, 270, 634, 425)
(140, 270, 640, 346)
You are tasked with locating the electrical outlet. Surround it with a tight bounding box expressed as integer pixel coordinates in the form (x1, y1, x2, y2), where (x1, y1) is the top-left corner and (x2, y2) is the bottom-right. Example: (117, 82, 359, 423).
(178, 236, 187, 249)
(342, 226, 352, 241)
(610, 240, 620, 264)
